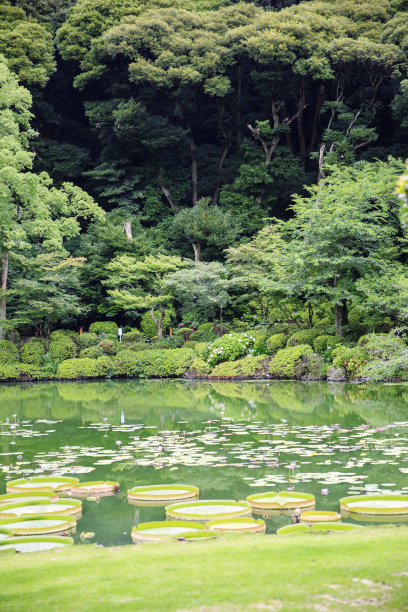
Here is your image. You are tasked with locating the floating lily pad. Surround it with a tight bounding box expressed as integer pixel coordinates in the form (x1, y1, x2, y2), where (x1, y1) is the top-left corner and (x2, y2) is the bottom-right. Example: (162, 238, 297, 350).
(131, 521, 204, 543)
(204, 517, 266, 533)
(0, 535, 73, 553)
(277, 522, 364, 536)
(340, 495, 408, 515)
(6, 477, 79, 494)
(127, 484, 199, 503)
(300, 510, 341, 523)
(70, 481, 119, 496)
(0, 492, 59, 505)
(0, 499, 82, 518)
(247, 491, 315, 510)
(0, 515, 76, 535)
(0, 526, 13, 540)
(177, 530, 219, 541)
(166, 500, 252, 521)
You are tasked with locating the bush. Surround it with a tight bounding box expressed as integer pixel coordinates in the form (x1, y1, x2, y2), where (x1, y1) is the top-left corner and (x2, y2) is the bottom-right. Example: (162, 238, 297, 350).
(0, 339, 19, 364)
(313, 335, 342, 354)
(19, 364, 49, 380)
(80, 345, 102, 358)
(96, 356, 114, 377)
(49, 337, 77, 361)
(97, 339, 118, 355)
(76, 332, 97, 349)
(266, 333, 287, 354)
(332, 345, 368, 379)
(184, 341, 197, 349)
(294, 353, 326, 380)
(20, 341, 45, 366)
(122, 330, 141, 343)
(174, 327, 194, 341)
(89, 321, 118, 336)
(57, 357, 113, 379)
(210, 355, 271, 379)
(50, 329, 78, 342)
(140, 310, 172, 339)
(286, 329, 319, 348)
(116, 341, 148, 353)
(152, 337, 183, 349)
(269, 345, 313, 379)
(184, 358, 211, 378)
(113, 350, 139, 376)
(203, 333, 256, 367)
(136, 348, 196, 377)
(356, 333, 408, 381)
(189, 322, 217, 342)
(0, 363, 21, 380)
(194, 342, 208, 357)
(96, 332, 118, 344)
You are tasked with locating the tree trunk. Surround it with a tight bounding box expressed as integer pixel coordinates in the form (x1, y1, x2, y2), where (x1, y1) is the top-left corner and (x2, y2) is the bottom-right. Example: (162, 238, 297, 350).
(335, 300, 348, 337)
(151, 305, 165, 339)
(192, 243, 201, 262)
(123, 221, 132, 241)
(0, 247, 8, 340)
(309, 83, 326, 151)
(308, 302, 313, 329)
(236, 64, 242, 147)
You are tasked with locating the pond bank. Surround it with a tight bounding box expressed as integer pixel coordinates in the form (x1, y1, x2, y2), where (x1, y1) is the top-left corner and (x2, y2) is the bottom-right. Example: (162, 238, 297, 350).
(1, 529, 408, 611)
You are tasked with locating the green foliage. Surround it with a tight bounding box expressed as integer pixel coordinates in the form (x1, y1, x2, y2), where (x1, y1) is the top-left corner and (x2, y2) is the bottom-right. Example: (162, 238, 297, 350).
(80, 346, 102, 359)
(57, 357, 112, 379)
(113, 348, 196, 377)
(112, 350, 140, 377)
(186, 358, 211, 377)
(0, 340, 19, 364)
(97, 339, 118, 355)
(210, 355, 270, 379)
(189, 323, 217, 342)
(89, 321, 118, 335)
(20, 341, 45, 366)
(49, 338, 77, 362)
(116, 341, 148, 353)
(140, 310, 172, 340)
(295, 353, 327, 381)
(313, 335, 343, 354)
(269, 345, 313, 379)
(0, 363, 22, 380)
(122, 330, 141, 342)
(203, 333, 256, 367)
(193, 342, 208, 357)
(266, 333, 287, 354)
(76, 333, 97, 349)
(332, 345, 368, 379)
(286, 329, 320, 348)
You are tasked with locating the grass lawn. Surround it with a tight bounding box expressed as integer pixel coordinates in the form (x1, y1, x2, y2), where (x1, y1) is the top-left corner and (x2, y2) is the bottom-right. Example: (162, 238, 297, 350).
(1, 528, 408, 611)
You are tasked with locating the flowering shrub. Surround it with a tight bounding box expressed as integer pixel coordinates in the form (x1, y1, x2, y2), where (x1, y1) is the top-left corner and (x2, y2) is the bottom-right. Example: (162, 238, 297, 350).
(332, 345, 369, 378)
(269, 344, 313, 379)
(203, 332, 256, 367)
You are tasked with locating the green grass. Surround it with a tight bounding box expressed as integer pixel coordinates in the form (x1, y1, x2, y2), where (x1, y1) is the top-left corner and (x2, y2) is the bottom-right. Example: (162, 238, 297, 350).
(1, 528, 408, 611)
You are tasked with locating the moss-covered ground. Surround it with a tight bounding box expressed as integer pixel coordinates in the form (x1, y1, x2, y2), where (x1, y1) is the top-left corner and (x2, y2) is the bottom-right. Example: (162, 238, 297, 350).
(1, 528, 408, 611)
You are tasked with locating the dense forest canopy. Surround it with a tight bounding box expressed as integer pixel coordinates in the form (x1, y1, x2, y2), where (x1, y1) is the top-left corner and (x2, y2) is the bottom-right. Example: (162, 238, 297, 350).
(1, 0, 408, 351)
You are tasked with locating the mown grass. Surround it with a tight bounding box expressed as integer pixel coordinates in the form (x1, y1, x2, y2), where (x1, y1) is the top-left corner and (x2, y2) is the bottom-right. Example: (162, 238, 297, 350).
(1, 528, 408, 611)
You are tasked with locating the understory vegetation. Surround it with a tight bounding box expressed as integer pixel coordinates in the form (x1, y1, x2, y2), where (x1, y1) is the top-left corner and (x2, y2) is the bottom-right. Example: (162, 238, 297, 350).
(2, 0, 408, 382)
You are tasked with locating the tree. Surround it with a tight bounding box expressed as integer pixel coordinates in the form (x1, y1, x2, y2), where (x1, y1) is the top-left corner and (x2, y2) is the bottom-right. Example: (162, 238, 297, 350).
(163, 261, 234, 333)
(0, 57, 104, 337)
(104, 254, 189, 338)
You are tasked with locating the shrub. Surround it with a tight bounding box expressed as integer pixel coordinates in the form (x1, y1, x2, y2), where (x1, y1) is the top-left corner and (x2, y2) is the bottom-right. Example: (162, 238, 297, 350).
(89, 321, 118, 336)
(313, 335, 342, 354)
(57, 357, 112, 379)
(184, 341, 197, 349)
(113, 350, 139, 377)
(174, 327, 194, 341)
(0, 363, 21, 380)
(266, 333, 287, 354)
(122, 330, 141, 343)
(189, 322, 217, 342)
(19, 364, 49, 380)
(210, 355, 271, 379)
(0, 339, 19, 364)
(269, 345, 313, 379)
(140, 310, 172, 339)
(152, 337, 183, 349)
(97, 339, 118, 355)
(96, 332, 118, 344)
(332, 345, 368, 379)
(286, 329, 319, 347)
(96, 356, 114, 377)
(76, 332, 97, 349)
(116, 341, 148, 353)
(20, 341, 45, 366)
(135, 348, 196, 377)
(194, 342, 208, 357)
(294, 353, 326, 380)
(203, 333, 256, 367)
(184, 358, 211, 378)
(356, 333, 408, 381)
(49, 337, 77, 361)
(80, 345, 102, 358)
(50, 329, 78, 342)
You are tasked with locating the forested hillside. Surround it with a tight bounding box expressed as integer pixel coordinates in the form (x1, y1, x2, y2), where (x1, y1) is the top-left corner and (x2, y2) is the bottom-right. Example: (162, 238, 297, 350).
(2, 0, 408, 381)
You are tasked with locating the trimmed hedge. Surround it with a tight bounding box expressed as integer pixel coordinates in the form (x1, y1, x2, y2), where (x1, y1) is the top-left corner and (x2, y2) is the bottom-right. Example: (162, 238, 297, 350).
(189, 322, 217, 342)
(80, 345, 102, 358)
(184, 358, 211, 378)
(0, 340, 19, 364)
(20, 341, 45, 366)
(97, 339, 118, 355)
(286, 329, 320, 348)
(266, 333, 287, 354)
(122, 330, 141, 343)
(332, 345, 368, 379)
(313, 335, 342, 354)
(0, 363, 22, 380)
(193, 342, 208, 357)
(114, 348, 196, 377)
(295, 353, 326, 380)
(49, 338, 77, 361)
(57, 357, 113, 379)
(76, 332, 97, 349)
(89, 321, 118, 336)
(116, 341, 148, 353)
(203, 333, 256, 367)
(269, 345, 313, 379)
(50, 329, 78, 342)
(210, 356, 270, 379)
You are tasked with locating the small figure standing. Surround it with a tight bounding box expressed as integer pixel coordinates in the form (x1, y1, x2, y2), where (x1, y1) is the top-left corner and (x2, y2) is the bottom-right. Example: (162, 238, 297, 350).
(291, 508, 301, 524)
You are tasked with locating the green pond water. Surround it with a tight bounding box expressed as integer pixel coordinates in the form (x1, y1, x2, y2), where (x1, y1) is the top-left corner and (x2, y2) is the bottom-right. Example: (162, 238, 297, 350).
(0, 379, 408, 546)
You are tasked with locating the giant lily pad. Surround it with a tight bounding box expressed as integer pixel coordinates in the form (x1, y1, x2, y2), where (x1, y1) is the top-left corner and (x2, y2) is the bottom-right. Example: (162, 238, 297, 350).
(0, 526, 13, 540)
(0, 515, 76, 535)
(247, 491, 315, 510)
(300, 510, 341, 523)
(131, 521, 204, 542)
(204, 517, 266, 533)
(277, 522, 364, 536)
(166, 500, 252, 521)
(340, 495, 408, 515)
(0, 499, 82, 518)
(6, 477, 79, 494)
(0, 492, 59, 505)
(0, 535, 73, 553)
(70, 481, 119, 496)
(128, 484, 199, 503)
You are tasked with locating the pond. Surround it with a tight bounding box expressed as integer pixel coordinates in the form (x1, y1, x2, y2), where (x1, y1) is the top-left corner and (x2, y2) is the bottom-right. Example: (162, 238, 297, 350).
(0, 379, 408, 546)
